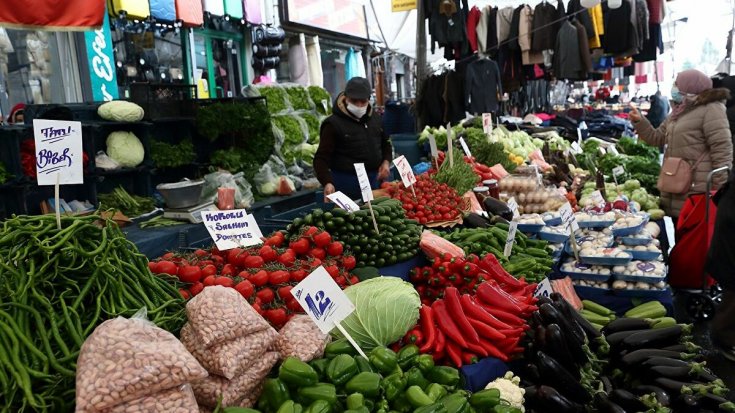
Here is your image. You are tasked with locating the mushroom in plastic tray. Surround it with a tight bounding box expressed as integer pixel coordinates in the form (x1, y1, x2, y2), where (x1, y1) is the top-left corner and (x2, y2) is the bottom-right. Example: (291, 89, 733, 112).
(623, 242, 662, 260)
(578, 246, 632, 265)
(613, 260, 666, 281)
(618, 229, 654, 246)
(539, 225, 571, 243)
(575, 211, 616, 228)
(611, 213, 649, 236)
(541, 211, 562, 226)
(612, 278, 668, 291)
(565, 230, 613, 254)
(517, 214, 545, 232)
(560, 259, 611, 281)
(573, 279, 609, 289)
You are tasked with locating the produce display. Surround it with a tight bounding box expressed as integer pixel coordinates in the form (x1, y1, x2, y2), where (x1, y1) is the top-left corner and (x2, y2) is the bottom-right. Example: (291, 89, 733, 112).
(97, 100, 145, 122)
(581, 138, 661, 196)
(98, 185, 156, 217)
(499, 175, 566, 214)
(383, 175, 465, 224)
(432, 150, 479, 196)
(106, 130, 145, 167)
(0, 161, 11, 184)
(579, 180, 661, 213)
(435, 150, 509, 184)
(286, 197, 422, 267)
(150, 139, 197, 168)
(307, 86, 332, 115)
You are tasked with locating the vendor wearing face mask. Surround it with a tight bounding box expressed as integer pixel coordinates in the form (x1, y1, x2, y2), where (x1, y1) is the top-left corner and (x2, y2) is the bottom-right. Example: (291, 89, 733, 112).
(314, 77, 392, 200)
(630, 69, 733, 219)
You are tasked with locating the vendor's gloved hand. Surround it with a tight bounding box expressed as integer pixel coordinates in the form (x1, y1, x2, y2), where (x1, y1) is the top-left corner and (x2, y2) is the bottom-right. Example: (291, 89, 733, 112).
(378, 160, 390, 181)
(323, 183, 335, 203)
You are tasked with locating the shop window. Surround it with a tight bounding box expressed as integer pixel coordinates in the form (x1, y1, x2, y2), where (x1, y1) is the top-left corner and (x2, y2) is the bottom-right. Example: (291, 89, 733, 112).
(191, 32, 245, 99)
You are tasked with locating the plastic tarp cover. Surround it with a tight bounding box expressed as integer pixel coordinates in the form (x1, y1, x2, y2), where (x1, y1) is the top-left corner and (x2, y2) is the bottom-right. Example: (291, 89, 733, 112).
(108, 0, 150, 19)
(224, 0, 244, 19)
(149, 0, 176, 21)
(203, 0, 225, 16)
(176, 0, 203, 26)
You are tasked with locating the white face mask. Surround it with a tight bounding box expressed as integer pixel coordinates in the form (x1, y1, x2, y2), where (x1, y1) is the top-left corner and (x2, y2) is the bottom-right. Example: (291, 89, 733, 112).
(347, 102, 367, 119)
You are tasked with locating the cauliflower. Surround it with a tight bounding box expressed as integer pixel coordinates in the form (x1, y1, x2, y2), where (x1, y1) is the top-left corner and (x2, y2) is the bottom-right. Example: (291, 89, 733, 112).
(485, 372, 525, 411)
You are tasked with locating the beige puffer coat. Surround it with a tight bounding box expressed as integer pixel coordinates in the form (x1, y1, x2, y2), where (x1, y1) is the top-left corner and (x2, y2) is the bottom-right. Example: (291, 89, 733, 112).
(634, 88, 733, 217)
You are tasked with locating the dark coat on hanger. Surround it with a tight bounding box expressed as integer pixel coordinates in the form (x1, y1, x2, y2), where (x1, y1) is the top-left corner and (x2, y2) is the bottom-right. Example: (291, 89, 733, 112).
(554, 21, 583, 80)
(566, 0, 595, 37)
(464, 58, 503, 114)
(531, 2, 561, 51)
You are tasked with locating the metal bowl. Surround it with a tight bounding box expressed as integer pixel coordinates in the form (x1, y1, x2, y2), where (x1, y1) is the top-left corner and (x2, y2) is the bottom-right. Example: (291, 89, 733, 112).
(156, 179, 205, 209)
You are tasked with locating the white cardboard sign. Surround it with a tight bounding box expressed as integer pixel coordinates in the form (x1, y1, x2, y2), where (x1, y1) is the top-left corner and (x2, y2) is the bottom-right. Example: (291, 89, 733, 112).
(459, 137, 472, 158)
(33, 119, 84, 185)
(559, 202, 580, 232)
(326, 191, 360, 213)
(504, 221, 518, 257)
(533, 278, 553, 298)
(482, 113, 493, 134)
(612, 165, 625, 177)
(507, 197, 519, 218)
(202, 209, 264, 250)
(590, 190, 605, 206)
(428, 134, 439, 158)
(292, 266, 356, 334)
(571, 141, 583, 154)
(354, 163, 374, 202)
(393, 155, 416, 188)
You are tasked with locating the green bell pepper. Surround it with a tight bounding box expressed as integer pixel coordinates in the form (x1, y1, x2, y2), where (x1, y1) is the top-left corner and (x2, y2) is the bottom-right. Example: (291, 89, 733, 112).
(344, 408, 370, 413)
(376, 398, 390, 412)
(280, 357, 319, 387)
(396, 345, 420, 370)
(425, 383, 447, 402)
(346, 393, 365, 410)
(406, 386, 434, 408)
(491, 406, 522, 413)
(439, 393, 469, 413)
(369, 347, 398, 374)
(324, 339, 357, 359)
(355, 356, 374, 373)
(427, 366, 460, 388)
(469, 389, 501, 410)
(345, 372, 382, 398)
(382, 372, 407, 401)
(390, 394, 413, 413)
(304, 400, 332, 413)
(276, 401, 303, 413)
(310, 359, 330, 380)
(414, 403, 447, 413)
(298, 383, 338, 406)
(257, 397, 269, 412)
(406, 367, 431, 390)
(262, 378, 291, 412)
(414, 354, 435, 374)
(326, 354, 358, 386)
(364, 399, 375, 412)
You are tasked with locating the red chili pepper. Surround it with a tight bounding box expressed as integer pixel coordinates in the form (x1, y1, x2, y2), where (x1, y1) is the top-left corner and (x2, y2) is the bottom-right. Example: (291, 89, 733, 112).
(466, 341, 489, 357)
(460, 294, 513, 330)
(432, 257, 442, 269)
(477, 303, 525, 326)
(419, 305, 436, 353)
(468, 318, 506, 341)
(433, 322, 446, 353)
(498, 328, 524, 338)
(476, 282, 525, 314)
(497, 336, 521, 353)
(479, 339, 509, 362)
(405, 328, 424, 345)
(478, 254, 524, 290)
(462, 352, 479, 365)
(432, 348, 446, 362)
(444, 287, 479, 344)
(432, 299, 468, 348)
(445, 339, 463, 368)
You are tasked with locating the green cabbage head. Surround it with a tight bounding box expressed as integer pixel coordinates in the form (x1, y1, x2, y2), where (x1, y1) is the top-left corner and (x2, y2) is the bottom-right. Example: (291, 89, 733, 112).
(106, 131, 145, 168)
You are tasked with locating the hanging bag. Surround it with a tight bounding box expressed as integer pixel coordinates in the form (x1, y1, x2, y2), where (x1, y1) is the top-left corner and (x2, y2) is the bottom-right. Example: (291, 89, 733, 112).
(657, 153, 706, 194)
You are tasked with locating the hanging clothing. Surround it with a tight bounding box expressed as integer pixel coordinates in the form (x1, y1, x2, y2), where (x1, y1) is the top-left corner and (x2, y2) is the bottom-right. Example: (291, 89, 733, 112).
(574, 20, 593, 77)
(467, 6, 482, 52)
(496, 7, 515, 44)
(345, 48, 359, 80)
(417, 74, 446, 127)
(445, 58, 474, 123)
(633, 22, 663, 62)
(288, 35, 310, 86)
(486, 7, 499, 55)
(306, 36, 323, 88)
(506, 6, 523, 52)
(554, 21, 583, 80)
(531, 2, 561, 51)
(602, 0, 634, 54)
(464, 58, 503, 114)
(425, 0, 470, 55)
(244, 0, 262, 24)
(354, 50, 367, 78)
(646, 0, 664, 24)
(635, 0, 650, 49)
(476, 6, 491, 53)
(588, 4, 604, 49)
(567, 0, 594, 38)
(519, 5, 543, 65)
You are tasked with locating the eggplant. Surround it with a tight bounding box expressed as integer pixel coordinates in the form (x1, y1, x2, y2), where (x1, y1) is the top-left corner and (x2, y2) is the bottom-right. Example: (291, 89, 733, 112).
(611, 389, 648, 412)
(631, 385, 671, 406)
(531, 385, 586, 413)
(537, 296, 553, 307)
(536, 351, 591, 403)
(482, 197, 512, 221)
(539, 303, 585, 349)
(523, 363, 541, 382)
(642, 356, 691, 369)
(621, 349, 695, 367)
(648, 365, 718, 383)
(531, 311, 544, 327)
(662, 342, 702, 353)
(545, 324, 581, 375)
(622, 325, 689, 351)
(606, 329, 650, 349)
(463, 212, 492, 228)
(569, 306, 603, 341)
(594, 393, 627, 413)
(552, 297, 592, 342)
(490, 215, 509, 225)
(674, 394, 700, 413)
(699, 393, 735, 412)
(602, 317, 652, 335)
(654, 377, 699, 395)
(600, 376, 615, 394)
(534, 325, 547, 350)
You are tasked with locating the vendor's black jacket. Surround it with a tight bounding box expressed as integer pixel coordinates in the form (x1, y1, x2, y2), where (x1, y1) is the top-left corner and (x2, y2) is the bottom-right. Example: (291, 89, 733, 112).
(313, 93, 392, 186)
(707, 171, 735, 289)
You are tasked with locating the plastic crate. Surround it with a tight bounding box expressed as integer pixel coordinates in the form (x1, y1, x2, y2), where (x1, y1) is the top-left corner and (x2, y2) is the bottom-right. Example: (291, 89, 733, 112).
(129, 83, 197, 120)
(0, 126, 24, 183)
(390, 133, 424, 166)
(23, 103, 101, 123)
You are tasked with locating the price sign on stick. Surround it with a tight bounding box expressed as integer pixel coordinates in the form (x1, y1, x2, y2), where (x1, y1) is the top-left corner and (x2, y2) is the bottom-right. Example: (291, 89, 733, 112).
(533, 278, 553, 298)
(504, 221, 518, 257)
(613, 165, 625, 177)
(326, 191, 360, 213)
(559, 202, 580, 259)
(293, 266, 366, 358)
(202, 210, 264, 250)
(571, 141, 583, 154)
(428, 134, 439, 158)
(590, 190, 605, 207)
(459, 137, 472, 158)
(393, 155, 417, 188)
(483, 113, 493, 134)
(447, 123, 454, 168)
(354, 163, 380, 234)
(507, 197, 519, 218)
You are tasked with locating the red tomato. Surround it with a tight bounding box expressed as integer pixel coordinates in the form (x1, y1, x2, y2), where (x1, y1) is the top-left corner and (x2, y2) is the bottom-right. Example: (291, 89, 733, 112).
(148, 261, 159, 273)
(203, 275, 217, 286)
(258, 245, 278, 262)
(249, 270, 269, 287)
(194, 249, 208, 257)
(290, 269, 308, 283)
(326, 242, 344, 256)
(335, 275, 346, 287)
(278, 250, 296, 267)
(227, 248, 244, 265)
(310, 247, 327, 260)
(211, 255, 225, 267)
(278, 285, 293, 300)
(252, 303, 263, 315)
(257, 288, 275, 304)
(178, 265, 202, 283)
(162, 252, 175, 260)
(342, 255, 357, 270)
(190, 282, 204, 296)
(157, 261, 178, 276)
(221, 264, 236, 277)
(235, 280, 255, 299)
(290, 238, 310, 255)
(286, 298, 303, 312)
(269, 270, 290, 285)
(309, 258, 322, 269)
(303, 226, 319, 237)
(349, 276, 359, 285)
(179, 289, 191, 300)
(312, 231, 332, 248)
(325, 265, 340, 278)
(243, 255, 265, 269)
(265, 232, 285, 247)
(265, 308, 287, 326)
(201, 264, 217, 277)
(215, 276, 234, 288)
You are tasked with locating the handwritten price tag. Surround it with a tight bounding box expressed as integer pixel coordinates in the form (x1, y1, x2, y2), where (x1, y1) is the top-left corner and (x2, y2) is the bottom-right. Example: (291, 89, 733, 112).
(590, 190, 605, 206)
(326, 191, 360, 213)
(292, 266, 356, 334)
(393, 155, 417, 188)
(33, 119, 83, 186)
(459, 137, 472, 158)
(354, 163, 374, 202)
(571, 141, 583, 154)
(507, 197, 519, 218)
(202, 209, 264, 250)
(533, 278, 553, 298)
(608, 145, 620, 156)
(482, 113, 493, 134)
(428, 134, 438, 158)
(504, 221, 518, 257)
(613, 165, 625, 176)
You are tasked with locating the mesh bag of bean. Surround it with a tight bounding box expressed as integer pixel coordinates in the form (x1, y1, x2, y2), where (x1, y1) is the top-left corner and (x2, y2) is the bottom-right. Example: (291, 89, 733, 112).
(103, 384, 198, 413)
(186, 286, 270, 348)
(192, 351, 280, 408)
(75, 311, 208, 413)
(274, 314, 331, 362)
(180, 322, 278, 380)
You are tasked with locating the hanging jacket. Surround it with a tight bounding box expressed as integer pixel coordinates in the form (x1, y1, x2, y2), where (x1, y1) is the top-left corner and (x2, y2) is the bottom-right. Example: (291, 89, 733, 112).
(464, 58, 503, 114)
(635, 0, 650, 48)
(588, 4, 604, 49)
(476, 6, 491, 52)
(486, 7, 499, 55)
(554, 21, 583, 80)
(531, 2, 560, 51)
(602, 1, 634, 54)
(506, 6, 523, 52)
(573, 20, 592, 77)
(566, 0, 594, 38)
(467, 6, 482, 52)
(519, 5, 543, 65)
(426, 0, 470, 52)
(496, 7, 515, 44)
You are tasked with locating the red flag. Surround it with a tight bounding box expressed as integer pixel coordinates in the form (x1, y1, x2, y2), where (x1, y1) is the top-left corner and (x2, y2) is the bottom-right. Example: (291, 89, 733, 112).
(0, 0, 105, 30)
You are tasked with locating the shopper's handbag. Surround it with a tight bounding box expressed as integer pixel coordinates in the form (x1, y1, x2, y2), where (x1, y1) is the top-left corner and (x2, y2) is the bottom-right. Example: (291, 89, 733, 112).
(657, 153, 706, 194)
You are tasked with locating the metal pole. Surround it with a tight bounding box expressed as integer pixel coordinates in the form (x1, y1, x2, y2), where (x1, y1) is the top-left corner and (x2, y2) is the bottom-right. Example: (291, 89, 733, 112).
(415, 2, 426, 130)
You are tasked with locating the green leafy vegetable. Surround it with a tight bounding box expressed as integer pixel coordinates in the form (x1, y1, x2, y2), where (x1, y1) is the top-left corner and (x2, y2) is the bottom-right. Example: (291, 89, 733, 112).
(97, 186, 156, 217)
(150, 139, 196, 168)
(258, 86, 290, 114)
(284, 85, 313, 111)
(308, 86, 332, 115)
(617, 136, 659, 158)
(333, 277, 421, 350)
(299, 112, 322, 144)
(433, 150, 478, 195)
(272, 115, 308, 164)
(210, 150, 261, 182)
(0, 162, 11, 185)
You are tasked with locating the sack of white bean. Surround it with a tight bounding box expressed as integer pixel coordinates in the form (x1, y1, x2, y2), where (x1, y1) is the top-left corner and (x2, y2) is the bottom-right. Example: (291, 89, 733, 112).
(75, 312, 208, 413)
(103, 384, 199, 413)
(236, 381, 264, 408)
(274, 315, 331, 362)
(180, 322, 278, 380)
(191, 351, 280, 408)
(186, 286, 270, 348)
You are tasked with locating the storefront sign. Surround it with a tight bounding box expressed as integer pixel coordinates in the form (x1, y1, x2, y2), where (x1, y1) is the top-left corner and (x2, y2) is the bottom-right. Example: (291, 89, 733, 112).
(392, 0, 417, 12)
(84, 10, 119, 102)
(202, 209, 264, 250)
(293, 266, 356, 334)
(33, 120, 83, 186)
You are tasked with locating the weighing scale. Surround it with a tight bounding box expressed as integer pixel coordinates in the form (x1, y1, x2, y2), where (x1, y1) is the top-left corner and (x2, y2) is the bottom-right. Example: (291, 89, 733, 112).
(163, 203, 218, 223)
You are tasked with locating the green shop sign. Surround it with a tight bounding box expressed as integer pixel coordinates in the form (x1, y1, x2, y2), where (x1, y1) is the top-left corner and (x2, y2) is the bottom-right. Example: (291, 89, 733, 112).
(84, 10, 119, 101)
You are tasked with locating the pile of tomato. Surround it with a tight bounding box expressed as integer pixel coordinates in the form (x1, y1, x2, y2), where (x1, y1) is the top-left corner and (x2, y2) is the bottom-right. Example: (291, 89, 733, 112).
(148, 227, 357, 328)
(382, 174, 464, 224)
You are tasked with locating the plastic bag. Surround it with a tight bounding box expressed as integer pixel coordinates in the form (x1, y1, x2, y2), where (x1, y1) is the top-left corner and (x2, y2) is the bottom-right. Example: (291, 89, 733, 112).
(274, 315, 331, 362)
(186, 286, 271, 349)
(254, 155, 298, 196)
(201, 171, 255, 209)
(180, 322, 278, 380)
(419, 230, 465, 259)
(191, 351, 280, 407)
(105, 384, 199, 413)
(236, 382, 264, 408)
(75, 309, 208, 412)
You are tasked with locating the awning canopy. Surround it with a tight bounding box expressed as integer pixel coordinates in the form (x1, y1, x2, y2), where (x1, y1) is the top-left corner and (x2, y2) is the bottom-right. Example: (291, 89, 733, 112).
(0, 0, 105, 30)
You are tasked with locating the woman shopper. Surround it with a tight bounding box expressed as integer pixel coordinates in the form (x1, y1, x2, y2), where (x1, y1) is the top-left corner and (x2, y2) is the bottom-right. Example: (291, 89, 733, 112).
(629, 69, 733, 219)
